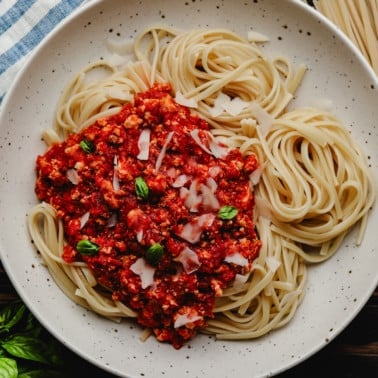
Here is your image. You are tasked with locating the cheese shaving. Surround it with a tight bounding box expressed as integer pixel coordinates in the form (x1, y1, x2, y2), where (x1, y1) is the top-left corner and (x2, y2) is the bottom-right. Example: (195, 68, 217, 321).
(209, 92, 249, 117)
(233, 273, 250, 288)
(200, 182, 220, 211)
(184, 180, 202, 212)
(249, 163, 264, 186)
(190, 129, 230, 159)
(174, 313, 203, 328)
(175, 91, 198, 108)
(224, 252, 249, 267)
(67, 168, 80, 185)
(251, 102, 274, 136)
(112, 155, 120, 191)
(137, 128, 151, 160)
(177, 213, 215, 244)
(155, 131, 174, 171)
(80, 211, 90, 229)
(174, 247, 201, 274)
(106, 37, 134, 55)
(130, 258, 156, 289)
(247, 30, 270, 43)
(172, 174, 191, 188)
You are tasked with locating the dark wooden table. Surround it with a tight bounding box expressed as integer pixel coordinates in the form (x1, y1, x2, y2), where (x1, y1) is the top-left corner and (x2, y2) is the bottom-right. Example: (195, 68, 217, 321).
(1, 264, 377, 377)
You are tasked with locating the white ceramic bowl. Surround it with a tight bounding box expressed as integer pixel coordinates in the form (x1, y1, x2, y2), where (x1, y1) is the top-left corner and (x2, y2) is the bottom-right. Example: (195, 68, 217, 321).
(0, 1, 377, 377)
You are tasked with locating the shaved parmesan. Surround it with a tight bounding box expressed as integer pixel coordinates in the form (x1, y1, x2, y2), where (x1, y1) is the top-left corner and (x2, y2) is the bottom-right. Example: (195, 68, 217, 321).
(184, 179, 202, 212)
(233, 273, 250, 288)
(190, 129, 230, 159)
(224, 252, 249, 267)
(181, 177, 220, 212)
(130, 258, 156, 289)
(105, 54, 129, 68)
(198, 213, 216, 228)
(80, 211, 90, 229)
(206, 177, 218, 192)
(179, 186, 189, 199)
(190, 129, 213, 155)
(155, 131, 174, 171)
(209, 92, 229, 117)
(172, 174, 191, 188)
(200, 182, 220, 211)
(174, 313, 203, 328)
(209, 92, 249, 117)
(67, 169, 80, 185)
(106, 37, 134, 55)
(208, 135, 230, 159)
(175, 91, 198, 108)
(209, 166, 221, 177)
(112, 155, 120, 191)
(249, 163, 264, 186)
(177, 213, 215, 244)
(251, 102, 274, 136)
(136, 230, 144, 243)
(247, 30, 270, 43)
(222, 96, 249, 116)
(174, 247, 201, 274)
(137, 128, 151, 160)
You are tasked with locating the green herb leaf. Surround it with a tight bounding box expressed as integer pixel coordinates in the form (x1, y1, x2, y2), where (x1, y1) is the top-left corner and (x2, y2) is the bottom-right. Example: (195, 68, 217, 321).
(1, 336, 50, 365)
(79, 139, 95, 153)
(0, 301, 69, 376)
(146, 243, 164, 266)
(76, 240, 100, 255)
(218, 205, 238, 220)
(0, 357, 18, 378)
(0, 302, 26, 334)
(135, 177, 149, 199)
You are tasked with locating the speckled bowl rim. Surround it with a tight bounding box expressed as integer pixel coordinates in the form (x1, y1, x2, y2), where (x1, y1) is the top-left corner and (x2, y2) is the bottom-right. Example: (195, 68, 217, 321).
(0, 0, 377, 377)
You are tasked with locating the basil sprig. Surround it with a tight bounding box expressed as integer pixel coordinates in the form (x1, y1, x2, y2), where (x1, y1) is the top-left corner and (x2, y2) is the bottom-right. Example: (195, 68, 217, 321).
(135, 177, 149, 199)
(79, 139, 95, 153)
(76, 240, 100, 255)
(0, 301, 67, 377)
(218, 205, 238, 220)
(146, 243, 164, 266)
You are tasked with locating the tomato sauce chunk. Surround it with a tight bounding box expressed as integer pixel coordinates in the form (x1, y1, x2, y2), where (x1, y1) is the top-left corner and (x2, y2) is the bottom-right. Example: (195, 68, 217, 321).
(35, 83, 262, 348)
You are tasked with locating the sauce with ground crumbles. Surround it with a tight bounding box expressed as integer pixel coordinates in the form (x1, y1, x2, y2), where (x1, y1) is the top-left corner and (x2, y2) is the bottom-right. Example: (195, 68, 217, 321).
(35, 83, 261, 348)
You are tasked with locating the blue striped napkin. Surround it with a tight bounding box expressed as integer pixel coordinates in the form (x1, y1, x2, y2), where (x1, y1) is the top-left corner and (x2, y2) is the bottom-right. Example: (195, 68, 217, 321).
(0, 0, 88, 107)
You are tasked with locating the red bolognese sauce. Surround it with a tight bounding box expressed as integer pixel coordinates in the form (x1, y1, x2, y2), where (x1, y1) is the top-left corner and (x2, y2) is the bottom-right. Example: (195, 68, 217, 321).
(35, 83, 261, 348)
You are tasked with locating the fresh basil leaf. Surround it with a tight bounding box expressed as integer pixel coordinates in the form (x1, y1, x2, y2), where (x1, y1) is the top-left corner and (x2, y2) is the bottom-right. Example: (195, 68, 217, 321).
(146, 243, 164, 266)
(0, 302, 25, 333)
(0, 357, 18, 378)
(218, 205, 238, 220)
(76, 240, 100, 255)
(79, 139, 95, 153)
(1, 336, 50, 365)
(135, 176, 149, 199)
